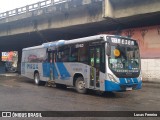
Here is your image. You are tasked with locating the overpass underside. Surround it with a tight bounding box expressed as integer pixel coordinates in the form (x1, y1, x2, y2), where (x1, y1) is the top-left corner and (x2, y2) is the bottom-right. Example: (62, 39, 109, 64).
(0, 0, 160, 51)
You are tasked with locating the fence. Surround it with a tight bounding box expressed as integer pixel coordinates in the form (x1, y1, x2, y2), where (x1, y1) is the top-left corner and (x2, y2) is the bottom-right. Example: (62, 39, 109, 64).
(0, 0, 69, 19)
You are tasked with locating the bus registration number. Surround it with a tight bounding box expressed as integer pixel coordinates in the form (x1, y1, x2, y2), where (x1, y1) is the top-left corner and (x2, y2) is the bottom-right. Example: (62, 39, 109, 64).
(126, 87, 132, 91)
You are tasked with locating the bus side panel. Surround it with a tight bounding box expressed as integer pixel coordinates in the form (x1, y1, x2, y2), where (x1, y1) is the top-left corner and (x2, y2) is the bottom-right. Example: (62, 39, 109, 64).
(42, 62, 59, 80)
(21, 62, 36, 80)
(42, 63, 50, 77)
(21, 62, 48, 81)
(54, 62, 72, 85)
(38, 63, 48, 81)
(21, 62, 25, 75)
(56, 62, 71, 80)
(54, 63, 90, 87)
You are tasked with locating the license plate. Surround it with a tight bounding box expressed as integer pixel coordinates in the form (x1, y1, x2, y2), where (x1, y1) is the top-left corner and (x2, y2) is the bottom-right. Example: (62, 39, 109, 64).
(126, 87, 132, 91)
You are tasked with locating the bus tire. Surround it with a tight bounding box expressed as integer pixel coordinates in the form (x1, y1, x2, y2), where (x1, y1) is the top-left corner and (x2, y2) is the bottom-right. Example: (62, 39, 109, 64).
(34, 73, 45, 86)
(75, 77, 87, 94)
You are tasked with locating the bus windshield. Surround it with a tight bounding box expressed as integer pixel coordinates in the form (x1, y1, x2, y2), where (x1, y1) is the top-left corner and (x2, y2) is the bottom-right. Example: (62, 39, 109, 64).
(108, 38, 140, 78)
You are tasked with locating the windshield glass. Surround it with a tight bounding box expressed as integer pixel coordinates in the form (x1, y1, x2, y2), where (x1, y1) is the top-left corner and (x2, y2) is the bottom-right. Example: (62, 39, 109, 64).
(108, 38, 140, 78)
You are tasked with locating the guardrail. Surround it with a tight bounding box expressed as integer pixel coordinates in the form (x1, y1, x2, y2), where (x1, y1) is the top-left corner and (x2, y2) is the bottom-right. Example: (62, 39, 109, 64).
(0, 0, 69, 19)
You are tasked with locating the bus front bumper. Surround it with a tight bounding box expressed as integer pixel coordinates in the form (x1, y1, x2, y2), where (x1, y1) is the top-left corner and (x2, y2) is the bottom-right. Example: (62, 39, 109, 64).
(104, 80, 142, 92)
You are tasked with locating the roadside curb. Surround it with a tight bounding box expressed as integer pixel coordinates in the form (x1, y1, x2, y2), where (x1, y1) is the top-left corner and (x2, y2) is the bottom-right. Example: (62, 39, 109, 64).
(0, 73, 19, 77)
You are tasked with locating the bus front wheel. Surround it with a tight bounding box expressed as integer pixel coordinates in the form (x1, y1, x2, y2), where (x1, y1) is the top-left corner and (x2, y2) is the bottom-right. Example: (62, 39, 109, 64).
(75, 77, 87, 94)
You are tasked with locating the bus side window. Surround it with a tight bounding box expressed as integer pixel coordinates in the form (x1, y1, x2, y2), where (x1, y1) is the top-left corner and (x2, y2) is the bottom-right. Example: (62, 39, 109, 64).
(78, 44, 88, 64)
(47, 51, 53, 63)
(57, 46, 70, 62)
(69, 47, 78, 62)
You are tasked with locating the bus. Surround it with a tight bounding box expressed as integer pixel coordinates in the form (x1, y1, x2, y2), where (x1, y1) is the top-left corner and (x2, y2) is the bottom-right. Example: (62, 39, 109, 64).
(21, 34, 142, 93)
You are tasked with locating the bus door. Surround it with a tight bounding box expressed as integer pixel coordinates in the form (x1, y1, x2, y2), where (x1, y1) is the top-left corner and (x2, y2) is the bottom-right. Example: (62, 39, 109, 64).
(89, 46, 101, 88)
(48, 50, 57, 80)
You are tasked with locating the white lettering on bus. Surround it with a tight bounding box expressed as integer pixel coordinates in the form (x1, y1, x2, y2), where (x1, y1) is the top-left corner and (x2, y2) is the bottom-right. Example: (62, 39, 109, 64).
(111, 38, 135, 45)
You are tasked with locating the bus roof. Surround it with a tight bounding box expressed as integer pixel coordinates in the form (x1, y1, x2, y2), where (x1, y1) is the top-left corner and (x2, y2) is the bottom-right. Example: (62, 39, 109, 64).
(22, 45, 44, 51)
(23, 34, 135, 50)
(42, 34, 106, 48)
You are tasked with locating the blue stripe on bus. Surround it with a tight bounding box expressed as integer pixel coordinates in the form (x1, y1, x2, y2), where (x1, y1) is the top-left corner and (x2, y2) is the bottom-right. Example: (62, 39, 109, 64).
(105, 78, 142, 91)
(42, 63, 58, 79)
(119, 78, 126, 84)
(52, 63, 59, 79)
(119, 78, 138, 84)
(132, 78, 138, 83)
(56, 63, 71, 80)
(105, 80, 121, 91)
(43, 63, 50, 77)
(126, 78, 133, 84)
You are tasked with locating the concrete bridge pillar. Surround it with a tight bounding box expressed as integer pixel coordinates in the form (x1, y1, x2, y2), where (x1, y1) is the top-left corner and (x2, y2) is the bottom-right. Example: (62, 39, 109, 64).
(17, 50, 22, 74)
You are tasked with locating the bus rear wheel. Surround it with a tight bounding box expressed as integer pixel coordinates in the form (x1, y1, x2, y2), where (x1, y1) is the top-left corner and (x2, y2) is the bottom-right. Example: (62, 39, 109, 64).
(75, 77, 87, 94)
(34, 73, 45, 86)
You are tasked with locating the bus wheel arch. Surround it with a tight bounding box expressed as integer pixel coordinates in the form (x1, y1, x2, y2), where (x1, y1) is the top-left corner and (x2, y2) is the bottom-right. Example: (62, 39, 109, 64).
(73, 73, 87, 94)
(73, 73, 83, 86)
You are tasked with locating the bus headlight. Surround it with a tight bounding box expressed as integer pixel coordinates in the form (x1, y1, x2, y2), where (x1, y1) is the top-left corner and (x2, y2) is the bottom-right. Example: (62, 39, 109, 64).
(108, 73, 119, 83)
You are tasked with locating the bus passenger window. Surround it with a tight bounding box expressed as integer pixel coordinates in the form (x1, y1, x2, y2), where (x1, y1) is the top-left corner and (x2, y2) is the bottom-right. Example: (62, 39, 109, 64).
(57, 46, 70, 62)
(78, 44, 88, 64)
(69, 47, 78, 62)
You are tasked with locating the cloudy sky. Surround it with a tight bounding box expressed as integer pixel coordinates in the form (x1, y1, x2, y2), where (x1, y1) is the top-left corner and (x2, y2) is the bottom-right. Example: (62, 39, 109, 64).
(0, 0, 58, 13)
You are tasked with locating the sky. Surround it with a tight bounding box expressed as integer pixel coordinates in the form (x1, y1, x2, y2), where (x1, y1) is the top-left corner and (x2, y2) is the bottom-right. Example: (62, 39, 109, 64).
(0, 0, 58, 13)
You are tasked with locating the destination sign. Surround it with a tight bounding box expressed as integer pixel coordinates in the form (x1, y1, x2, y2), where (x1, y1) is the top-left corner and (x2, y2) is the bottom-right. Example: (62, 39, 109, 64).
(111, 38, 135, 46)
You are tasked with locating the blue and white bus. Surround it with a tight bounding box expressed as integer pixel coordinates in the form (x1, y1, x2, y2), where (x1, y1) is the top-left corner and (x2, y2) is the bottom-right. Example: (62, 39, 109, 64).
(21, 34, 142, 93)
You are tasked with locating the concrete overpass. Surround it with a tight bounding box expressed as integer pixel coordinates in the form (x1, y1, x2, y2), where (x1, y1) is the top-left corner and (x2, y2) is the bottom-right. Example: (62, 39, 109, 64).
(0, 0, 160, 82)
(0, 0, 160, 51)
